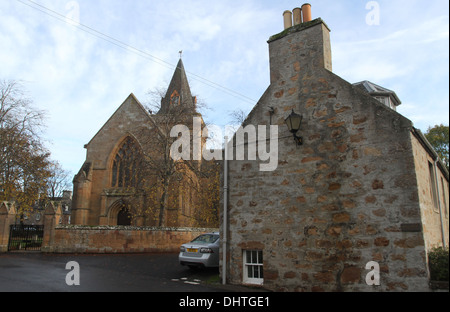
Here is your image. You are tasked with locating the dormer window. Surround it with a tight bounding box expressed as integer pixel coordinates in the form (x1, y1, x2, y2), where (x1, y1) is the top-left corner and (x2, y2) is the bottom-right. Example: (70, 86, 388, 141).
(353, 81, 401, 112)
(374, 96, 396, 111)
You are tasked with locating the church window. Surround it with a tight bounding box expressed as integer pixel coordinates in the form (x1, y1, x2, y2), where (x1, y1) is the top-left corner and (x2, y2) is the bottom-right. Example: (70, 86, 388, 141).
(111, 137, 142, 188)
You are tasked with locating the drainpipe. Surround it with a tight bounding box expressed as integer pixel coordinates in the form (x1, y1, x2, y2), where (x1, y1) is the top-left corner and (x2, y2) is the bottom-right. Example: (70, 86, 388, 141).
(433, 158, 446, 247)
(222, 136, 229, 285)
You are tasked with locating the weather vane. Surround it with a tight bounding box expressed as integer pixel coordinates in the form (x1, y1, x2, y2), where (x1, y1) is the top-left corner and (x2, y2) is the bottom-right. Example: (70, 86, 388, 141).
(179, 50, 183, 59)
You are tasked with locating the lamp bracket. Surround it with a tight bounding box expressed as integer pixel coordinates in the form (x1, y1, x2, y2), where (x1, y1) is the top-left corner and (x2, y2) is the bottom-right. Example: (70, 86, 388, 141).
(293, 134, 303, 146)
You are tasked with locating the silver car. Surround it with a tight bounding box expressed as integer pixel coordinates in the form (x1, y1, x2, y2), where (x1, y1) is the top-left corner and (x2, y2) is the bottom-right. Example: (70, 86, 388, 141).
(179, 232, 220, 268)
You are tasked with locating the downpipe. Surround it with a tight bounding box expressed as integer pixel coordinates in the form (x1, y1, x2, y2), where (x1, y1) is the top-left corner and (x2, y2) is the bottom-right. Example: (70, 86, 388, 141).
(433, 158, 446, 247)
(222, 136, 229, 285)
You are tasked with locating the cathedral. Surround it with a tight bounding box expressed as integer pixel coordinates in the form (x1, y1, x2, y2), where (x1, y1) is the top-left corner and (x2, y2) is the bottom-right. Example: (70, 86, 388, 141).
(71, 59, 219, 228)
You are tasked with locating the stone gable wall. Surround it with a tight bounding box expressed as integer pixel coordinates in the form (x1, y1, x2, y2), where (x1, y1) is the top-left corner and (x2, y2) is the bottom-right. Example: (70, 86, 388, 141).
(222, 20, 436, 291)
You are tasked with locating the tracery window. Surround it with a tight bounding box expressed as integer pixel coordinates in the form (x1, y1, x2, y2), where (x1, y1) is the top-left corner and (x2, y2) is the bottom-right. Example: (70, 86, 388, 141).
(111, 137, 143, 188)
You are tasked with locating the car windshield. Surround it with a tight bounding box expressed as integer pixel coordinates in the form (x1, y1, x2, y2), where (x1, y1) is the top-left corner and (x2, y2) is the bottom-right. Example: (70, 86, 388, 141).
(191, 234, 219, 244)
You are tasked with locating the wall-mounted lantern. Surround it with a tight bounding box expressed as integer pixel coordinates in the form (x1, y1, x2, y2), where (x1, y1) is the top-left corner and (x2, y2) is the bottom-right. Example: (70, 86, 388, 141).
(285, 110, 303, 146)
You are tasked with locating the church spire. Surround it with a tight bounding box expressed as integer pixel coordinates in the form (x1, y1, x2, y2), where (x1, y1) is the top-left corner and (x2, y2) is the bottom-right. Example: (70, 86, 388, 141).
(159, 58, 197, 114)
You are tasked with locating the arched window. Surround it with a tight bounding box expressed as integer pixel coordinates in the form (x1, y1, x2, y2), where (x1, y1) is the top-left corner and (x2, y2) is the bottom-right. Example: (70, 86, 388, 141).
(111, 137, 143, 188)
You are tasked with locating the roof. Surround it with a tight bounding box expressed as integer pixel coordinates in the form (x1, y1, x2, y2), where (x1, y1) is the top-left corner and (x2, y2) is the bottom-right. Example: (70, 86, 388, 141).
(84, 93, 153, 148)
(353, 80, 402, 106)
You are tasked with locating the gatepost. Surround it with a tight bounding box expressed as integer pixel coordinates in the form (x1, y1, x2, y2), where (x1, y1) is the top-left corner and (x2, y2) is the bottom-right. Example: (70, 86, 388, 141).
(41, 202, 62, 252)
(0, 202, 17, 252)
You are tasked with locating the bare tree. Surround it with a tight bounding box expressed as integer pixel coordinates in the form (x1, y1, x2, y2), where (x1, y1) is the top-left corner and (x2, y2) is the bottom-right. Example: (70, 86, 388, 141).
(228, 108, 248, 126)
(46, 161, 72, 200)
(118, 86, 219, 228)
(0, 80, 46, 139)
(141, 87, 199, 226)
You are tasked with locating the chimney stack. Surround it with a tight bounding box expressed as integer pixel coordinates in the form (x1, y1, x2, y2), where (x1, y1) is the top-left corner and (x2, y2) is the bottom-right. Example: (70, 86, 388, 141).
(270, 3, 332, 74)
(283, 4, 313, 30)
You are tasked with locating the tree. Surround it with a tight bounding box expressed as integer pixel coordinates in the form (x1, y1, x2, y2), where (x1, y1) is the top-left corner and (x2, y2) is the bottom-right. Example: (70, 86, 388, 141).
(425, 124, 449, 171)
(228, 108, 248, 126)
(123, 87, 219, 228)
(46, 161, 72, 200)
(140, 89, 196, 226)
(192, 160, 221, 227)
(0, 80, 51, 221)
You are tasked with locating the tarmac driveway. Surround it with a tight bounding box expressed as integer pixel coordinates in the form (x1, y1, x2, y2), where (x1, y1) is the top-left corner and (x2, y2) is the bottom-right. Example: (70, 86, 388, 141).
(0, 252, 221, 292)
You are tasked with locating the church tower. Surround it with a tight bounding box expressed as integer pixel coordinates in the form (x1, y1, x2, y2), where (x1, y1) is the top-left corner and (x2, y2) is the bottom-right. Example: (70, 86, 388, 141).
(156, 58, 205, 163)
(159, 59, 198, 114)
(72, 58, 212, 227)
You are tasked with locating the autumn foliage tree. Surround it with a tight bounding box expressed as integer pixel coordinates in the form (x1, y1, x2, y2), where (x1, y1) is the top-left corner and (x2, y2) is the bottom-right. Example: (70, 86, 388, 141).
(425, 124, 449, 171)
(0, 80, 68, 222)
(123, 86, 220, 228)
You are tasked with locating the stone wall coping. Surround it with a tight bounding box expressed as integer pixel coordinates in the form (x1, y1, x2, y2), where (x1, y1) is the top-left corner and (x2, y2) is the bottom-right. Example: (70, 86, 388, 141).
(55, 225, 219, 233)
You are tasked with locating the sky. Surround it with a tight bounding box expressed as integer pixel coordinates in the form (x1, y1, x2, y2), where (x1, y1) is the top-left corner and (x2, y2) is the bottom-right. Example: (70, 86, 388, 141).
(1, 0, 449, 177)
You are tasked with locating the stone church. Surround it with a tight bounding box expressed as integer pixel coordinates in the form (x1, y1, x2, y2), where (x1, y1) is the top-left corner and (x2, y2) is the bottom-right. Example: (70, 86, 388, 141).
(71, 59, 219, 228)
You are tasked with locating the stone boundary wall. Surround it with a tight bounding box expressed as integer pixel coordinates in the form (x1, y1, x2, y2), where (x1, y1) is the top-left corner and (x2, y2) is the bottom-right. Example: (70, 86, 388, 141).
(2, 202, 217, 254)
(42, 225, 218, 254)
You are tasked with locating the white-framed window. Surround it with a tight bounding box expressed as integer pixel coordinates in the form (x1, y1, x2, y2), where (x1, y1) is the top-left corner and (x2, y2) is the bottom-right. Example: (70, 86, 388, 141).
(243, 250, 264, 285)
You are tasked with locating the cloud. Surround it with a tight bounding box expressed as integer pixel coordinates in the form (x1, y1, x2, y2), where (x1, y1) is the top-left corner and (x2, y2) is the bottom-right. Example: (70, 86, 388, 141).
(1, 0, 448, 174)
(333, 14, 449, 84)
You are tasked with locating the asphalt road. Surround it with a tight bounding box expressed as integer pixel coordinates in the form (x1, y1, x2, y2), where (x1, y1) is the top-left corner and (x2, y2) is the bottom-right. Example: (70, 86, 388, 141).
(0, 252, 224, 292)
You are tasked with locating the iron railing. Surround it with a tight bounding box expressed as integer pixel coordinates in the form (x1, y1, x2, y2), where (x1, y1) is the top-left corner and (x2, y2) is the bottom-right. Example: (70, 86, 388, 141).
(8, 224, 44, 251)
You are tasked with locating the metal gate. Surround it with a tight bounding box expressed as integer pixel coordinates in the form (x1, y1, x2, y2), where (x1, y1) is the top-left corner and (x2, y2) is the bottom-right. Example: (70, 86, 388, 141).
(8, 224, 44, 251)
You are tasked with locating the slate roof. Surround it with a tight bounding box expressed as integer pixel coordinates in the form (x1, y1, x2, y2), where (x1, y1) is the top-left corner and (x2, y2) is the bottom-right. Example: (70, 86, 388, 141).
(353, 80, 402, 107)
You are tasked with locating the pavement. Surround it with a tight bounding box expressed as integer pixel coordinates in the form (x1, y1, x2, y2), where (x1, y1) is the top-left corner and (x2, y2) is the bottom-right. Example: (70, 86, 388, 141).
(0, 252, 269, 293)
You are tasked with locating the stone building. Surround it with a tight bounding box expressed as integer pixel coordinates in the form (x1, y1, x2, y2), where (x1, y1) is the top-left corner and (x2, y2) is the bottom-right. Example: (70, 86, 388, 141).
(71, 59, 218, 228)
(221, 6, 449, 291)
(24, 191, 72, 226)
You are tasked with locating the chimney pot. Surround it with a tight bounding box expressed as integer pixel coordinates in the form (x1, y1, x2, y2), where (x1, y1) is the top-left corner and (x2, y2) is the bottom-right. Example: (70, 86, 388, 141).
(293, 7, 302, 25)
(283, 10, 293, 29)
(301, 3, 312, 22)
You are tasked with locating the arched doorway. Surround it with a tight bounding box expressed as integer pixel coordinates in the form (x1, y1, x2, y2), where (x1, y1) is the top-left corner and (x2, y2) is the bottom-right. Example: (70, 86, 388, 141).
(108, 200, 133, 226)
(117, 206, 132, 226)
